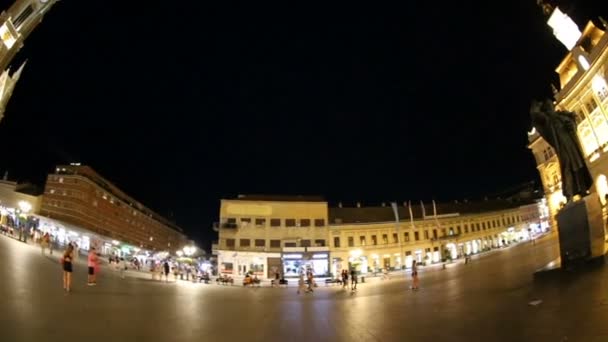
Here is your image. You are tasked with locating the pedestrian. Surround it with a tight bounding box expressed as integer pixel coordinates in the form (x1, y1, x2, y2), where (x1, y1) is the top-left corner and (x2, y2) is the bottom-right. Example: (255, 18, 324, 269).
(163, 260, 170, 282)
(119, 257, 127, 279)
(297, 273, 306, 294)
(274, 270, 280, 288)
(41, 233, 49, 255)
(411, 260, 419, 290)
(341, 270, 348, 289)
(61, 244, 74, 292)
(350, 268, 358, 291)
(87, 247, 99, 286)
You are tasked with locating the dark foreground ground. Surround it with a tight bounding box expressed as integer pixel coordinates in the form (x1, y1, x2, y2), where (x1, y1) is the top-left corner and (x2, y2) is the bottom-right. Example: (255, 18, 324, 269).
(2, 232, 608, 342)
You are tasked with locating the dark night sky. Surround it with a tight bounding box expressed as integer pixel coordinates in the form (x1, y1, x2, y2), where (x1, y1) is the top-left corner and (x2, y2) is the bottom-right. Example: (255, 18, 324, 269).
(0, 1, 605, 249)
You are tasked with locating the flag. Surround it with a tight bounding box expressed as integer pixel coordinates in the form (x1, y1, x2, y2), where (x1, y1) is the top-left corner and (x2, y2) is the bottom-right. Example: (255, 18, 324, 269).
(390, 202, 400, 223)
(408, 201, 415, 229)
(432, 199, 437, 217)
(420, 200, 426, 218)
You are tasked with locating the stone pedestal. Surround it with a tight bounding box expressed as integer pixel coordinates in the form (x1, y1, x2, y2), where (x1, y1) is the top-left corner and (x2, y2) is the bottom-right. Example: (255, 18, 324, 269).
(556, 194, 604, 267)
(535, 194, 606, 279)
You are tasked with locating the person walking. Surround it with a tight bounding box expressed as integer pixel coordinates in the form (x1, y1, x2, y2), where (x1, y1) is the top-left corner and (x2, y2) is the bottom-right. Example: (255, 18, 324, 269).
(350, 268, 358, 291)
(411, 260, 419, 290)
(297, 273, 306, 294)
(61, 244, 74, 292)
(41, 233, 49, 255)
(341, 270, 349, 289)
(87, 247, 99, 286)
(163, 260, 170, 282)
(119, 257, 127, 279)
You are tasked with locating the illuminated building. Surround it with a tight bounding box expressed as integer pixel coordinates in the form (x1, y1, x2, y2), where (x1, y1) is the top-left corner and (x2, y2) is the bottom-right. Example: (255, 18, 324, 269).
(0, 0, 58, 121)
(528, 4, 608, 235)
(216, 196, 543, 279)
(40, 164, 188, 253)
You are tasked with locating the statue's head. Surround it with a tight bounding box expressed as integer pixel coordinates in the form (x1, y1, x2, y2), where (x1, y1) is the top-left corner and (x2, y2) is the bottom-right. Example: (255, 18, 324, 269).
(530, 100, 542, 113)
(541, 99, 554, 112)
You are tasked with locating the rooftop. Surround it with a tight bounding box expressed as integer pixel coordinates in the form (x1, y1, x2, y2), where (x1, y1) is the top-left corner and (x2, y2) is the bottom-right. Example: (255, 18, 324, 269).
(328, 199, 538, 224)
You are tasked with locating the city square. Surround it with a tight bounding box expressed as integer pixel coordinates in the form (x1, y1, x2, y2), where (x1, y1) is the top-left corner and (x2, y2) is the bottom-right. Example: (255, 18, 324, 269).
(4, 231, 608, 342)
(0, 0, 608, 341)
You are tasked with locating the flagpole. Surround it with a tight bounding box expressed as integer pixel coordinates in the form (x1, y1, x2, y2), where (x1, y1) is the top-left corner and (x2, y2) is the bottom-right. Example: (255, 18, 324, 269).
(391, 202, 405, 271)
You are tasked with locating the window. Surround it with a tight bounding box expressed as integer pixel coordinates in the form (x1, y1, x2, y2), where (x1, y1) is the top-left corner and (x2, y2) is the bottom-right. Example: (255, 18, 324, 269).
(476, 223, 480, 231)
(285, 242, 296, 247)
(442, 228, 446, 236)
(360, 236, 366, 246)
(314, 239, 326, 247)
(300, 219, 311, 227)
(227, 218, 237, 224)
(433, 230, 438, 239)
(424, 230, 429, 239)
(255, 239, 265, 247)
(457, 226, 462, 234)
(270, 219, 281, 227)
(301, 240, 311, 247)
(285, 219, 296, 227)
(348, 237, 354, 247)
(371, 235, 377, 245)
(404, 232, 410, 242)
(414, 231, 420, 241)
(255, 218, 266, 227)
(270, 240, 281, 248)
(314, 219, 325, 227)
(492, 220, 496, 228)
(393, 233, 398, 243)
(482, 222, 486, 230)
(382, 234, 388, 244)
(240, 239, 250, 247)
(241, 218, 251, 223)
(334, 237, 341, 248)
(448, 228, 454, 236)
(226, 239, 235, 248)
(13, 5, 34, 28)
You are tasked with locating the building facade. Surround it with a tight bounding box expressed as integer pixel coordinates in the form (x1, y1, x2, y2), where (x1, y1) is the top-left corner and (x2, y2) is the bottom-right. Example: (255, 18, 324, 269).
(216, 196, 546, 279)
(0, 0, 58, 121)
(39, 164, 187, 252)
(216, 195, 330, 279)
(528, 6, 608, 243)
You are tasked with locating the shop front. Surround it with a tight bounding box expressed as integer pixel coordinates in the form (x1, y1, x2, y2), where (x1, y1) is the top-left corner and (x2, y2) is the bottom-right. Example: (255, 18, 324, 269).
(217, 251, 281, 279)
(282, 251, 330, 278)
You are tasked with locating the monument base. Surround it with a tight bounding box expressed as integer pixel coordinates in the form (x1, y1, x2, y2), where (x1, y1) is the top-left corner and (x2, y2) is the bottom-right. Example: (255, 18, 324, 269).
(534, 193, 607, 280)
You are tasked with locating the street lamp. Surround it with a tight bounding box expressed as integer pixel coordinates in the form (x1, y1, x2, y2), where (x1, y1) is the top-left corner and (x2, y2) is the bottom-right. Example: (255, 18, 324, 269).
(18, 201, 31, 214)
(183, 246, 196, 257)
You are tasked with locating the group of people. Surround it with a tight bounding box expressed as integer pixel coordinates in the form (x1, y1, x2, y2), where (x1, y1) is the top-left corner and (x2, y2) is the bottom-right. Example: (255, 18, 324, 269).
(60, 244, 99, 292)
(340, 269, 358, 291)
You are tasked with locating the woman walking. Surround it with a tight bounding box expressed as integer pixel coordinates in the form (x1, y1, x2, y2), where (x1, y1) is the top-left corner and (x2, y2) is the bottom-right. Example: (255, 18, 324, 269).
(411, 260, 419, 290)
(61, 244, 74, 292)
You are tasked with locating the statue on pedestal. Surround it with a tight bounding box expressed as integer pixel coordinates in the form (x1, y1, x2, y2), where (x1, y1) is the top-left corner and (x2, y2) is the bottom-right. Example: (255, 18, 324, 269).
(530, 99, 592, 202)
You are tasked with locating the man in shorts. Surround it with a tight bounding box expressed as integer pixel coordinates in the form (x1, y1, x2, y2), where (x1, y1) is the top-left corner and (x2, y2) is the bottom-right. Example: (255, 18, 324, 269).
(88, 247, 98, 286)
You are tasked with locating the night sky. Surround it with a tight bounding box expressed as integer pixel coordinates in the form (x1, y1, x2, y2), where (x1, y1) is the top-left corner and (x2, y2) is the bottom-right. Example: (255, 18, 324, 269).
(0, 1, 605, 249)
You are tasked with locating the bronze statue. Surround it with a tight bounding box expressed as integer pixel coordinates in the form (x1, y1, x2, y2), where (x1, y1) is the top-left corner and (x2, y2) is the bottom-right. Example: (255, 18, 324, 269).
(530, 99, 592, 202)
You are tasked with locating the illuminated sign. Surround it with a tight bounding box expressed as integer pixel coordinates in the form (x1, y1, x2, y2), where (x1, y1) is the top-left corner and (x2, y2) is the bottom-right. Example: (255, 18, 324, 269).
(283, 254, 302, 259)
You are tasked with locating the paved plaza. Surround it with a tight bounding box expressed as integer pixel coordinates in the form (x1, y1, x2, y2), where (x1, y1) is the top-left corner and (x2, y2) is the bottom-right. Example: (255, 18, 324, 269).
(2, 233, 608, 341)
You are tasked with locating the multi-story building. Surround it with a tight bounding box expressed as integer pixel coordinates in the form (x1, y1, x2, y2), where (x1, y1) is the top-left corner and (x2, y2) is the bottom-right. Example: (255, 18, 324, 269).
(528, 4, 608, 240)
(40, 164, 187, 252)
(216, 195, 544, 279)
(216, 195, 330, 279)
(0, 0, 58, 121)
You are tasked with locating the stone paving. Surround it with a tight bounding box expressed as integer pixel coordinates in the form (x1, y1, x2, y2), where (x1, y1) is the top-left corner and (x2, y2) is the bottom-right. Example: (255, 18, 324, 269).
(2, 232, 608, 342)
